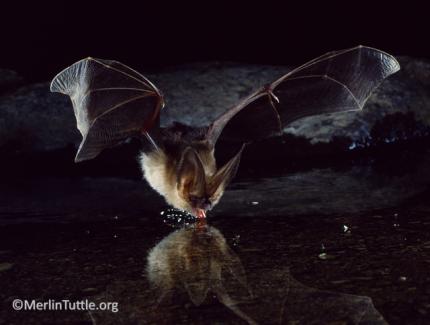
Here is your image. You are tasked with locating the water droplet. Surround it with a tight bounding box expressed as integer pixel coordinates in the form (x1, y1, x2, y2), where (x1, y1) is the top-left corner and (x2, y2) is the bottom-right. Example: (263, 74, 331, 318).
(160, 208, 197, 228)
(232, 235, 241, 246)
(349, 142, 357, 150)
(318, 252, 335, 260)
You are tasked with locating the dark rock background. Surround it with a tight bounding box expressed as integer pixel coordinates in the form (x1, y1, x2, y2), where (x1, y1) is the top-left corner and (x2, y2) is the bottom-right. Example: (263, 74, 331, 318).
(1, 56, 429, 160)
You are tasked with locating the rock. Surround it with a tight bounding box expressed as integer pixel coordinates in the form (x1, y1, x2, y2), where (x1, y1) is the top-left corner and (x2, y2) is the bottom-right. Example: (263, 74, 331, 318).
(1, 152, 429, 222)
(154, 57, 430, 147)
(0, 83, 80, 154)
(0, 57, 429, 156)
(151, 62, 290, 127)
(0, 63, 289, 155)
(215, 153, 430, 217)
(285, 57, 430, 145)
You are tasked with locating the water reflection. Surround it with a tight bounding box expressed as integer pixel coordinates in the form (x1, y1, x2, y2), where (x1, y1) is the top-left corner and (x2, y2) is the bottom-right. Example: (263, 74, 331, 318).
(147, 220, 256, 324)
(91, 220, 387, 324)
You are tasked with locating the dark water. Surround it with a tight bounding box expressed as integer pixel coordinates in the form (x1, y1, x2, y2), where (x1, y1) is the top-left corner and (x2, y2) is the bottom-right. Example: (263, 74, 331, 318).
(1, 151, 430, 324)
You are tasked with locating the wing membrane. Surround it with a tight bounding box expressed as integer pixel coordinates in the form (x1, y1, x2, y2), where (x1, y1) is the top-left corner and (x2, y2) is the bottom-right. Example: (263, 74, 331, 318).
(50, 57, 164, 162)
(209, 46, 400, 144)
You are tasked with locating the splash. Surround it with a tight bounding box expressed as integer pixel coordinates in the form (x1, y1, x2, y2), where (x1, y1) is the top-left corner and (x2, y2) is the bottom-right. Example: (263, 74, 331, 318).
(160, 208, 198, 228)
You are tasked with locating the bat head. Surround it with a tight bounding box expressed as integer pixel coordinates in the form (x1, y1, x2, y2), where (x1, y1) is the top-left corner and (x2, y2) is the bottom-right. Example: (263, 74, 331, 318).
(176, 146, 243, 218)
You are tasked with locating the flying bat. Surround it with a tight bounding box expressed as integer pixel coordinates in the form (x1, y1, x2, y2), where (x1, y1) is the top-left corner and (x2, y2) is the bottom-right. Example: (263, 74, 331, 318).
(50, 45, 400, 218)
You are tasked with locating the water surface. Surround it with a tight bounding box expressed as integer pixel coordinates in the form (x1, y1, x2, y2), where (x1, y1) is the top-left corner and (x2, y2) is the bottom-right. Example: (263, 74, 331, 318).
(1, 151, 430, 324)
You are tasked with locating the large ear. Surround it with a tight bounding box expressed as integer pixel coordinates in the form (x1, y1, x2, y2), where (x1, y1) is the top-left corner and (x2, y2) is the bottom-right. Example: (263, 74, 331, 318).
(177, 147, 206, 197)
(208, 144, 245, 201)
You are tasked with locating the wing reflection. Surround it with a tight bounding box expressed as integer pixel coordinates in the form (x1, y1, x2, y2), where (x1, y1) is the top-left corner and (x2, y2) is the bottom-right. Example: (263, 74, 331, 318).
(90, 220, 387, 324)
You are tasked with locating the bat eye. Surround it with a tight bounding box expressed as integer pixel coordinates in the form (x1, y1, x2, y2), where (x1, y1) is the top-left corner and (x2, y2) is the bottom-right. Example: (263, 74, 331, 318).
(188, 195, 200, 205)
(204, 199, 213, 210)
(188, 195, 212, 210)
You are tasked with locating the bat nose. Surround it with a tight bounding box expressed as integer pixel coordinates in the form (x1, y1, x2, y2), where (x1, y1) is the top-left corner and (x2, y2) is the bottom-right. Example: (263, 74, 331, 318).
(201, 204, 211, 211)
(201, 198, 212, 211)
(192, 197, 212, 211)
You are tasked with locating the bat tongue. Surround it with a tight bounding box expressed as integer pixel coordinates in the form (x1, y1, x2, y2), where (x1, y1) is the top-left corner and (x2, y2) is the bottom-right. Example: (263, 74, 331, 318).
(195, 209, 206, 219)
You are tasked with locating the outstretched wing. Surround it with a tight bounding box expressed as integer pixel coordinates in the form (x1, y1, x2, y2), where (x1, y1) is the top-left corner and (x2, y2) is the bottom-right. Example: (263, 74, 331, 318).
(50, 57, 164, 162)
(208, 45, 400, 144)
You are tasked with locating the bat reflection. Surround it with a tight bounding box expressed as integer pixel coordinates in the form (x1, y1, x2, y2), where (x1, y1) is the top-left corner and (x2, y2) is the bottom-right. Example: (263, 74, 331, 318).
(146, 220, 257, 324)
(145, 220, 387, 324)
(90, 221, 387, 324)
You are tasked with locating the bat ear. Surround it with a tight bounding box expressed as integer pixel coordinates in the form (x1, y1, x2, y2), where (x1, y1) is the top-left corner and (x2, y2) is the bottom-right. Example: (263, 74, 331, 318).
(177, 147, 206, 198)
(208, 144, 245, 200)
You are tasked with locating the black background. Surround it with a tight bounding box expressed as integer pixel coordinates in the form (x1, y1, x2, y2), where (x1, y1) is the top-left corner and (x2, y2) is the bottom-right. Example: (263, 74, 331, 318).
(1, 2, 428, 81)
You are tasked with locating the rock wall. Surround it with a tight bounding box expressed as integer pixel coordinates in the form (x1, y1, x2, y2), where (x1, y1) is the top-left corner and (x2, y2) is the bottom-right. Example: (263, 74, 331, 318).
(0, 57, 429, 155)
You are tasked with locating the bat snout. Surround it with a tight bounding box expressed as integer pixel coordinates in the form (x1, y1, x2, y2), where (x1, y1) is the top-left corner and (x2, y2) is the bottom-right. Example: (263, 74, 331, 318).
(190, 197, 212, 219)
(193, 208, 206, 219)
(197, 198, 212, 212)
(189, 195, 212, 210)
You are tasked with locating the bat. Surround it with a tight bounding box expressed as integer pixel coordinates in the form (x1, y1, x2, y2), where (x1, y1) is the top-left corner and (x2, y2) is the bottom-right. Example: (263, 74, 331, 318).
(50, 45, 400, 218)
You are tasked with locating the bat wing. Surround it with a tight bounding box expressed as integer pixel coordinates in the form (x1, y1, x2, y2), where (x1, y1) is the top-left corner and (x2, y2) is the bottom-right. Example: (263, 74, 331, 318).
(50, 57, 164, 162)
(207, 45, 400, 144)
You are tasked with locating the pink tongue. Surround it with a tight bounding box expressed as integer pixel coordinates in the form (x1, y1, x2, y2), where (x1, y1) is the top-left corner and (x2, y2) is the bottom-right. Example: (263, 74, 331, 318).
(196, 209, 206, 219)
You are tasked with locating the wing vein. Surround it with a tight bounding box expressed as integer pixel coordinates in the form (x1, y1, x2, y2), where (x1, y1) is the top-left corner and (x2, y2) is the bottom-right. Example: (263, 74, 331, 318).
(273, 47, 359, 86)
(91, 93, 155, 126)
(276, 74, 361, 109)
(79, 87, 154, 107)
(90, 58, 153, 89)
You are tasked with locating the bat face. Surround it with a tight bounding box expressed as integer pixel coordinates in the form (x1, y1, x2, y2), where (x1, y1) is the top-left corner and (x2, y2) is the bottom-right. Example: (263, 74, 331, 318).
(176, 147, 213, 218)
(141, 145, 244, 218)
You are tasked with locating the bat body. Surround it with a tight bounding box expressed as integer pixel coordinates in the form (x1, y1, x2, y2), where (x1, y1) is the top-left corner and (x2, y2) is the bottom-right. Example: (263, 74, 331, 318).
(139, 126, 221, 218)
(50, 46, 400, 218)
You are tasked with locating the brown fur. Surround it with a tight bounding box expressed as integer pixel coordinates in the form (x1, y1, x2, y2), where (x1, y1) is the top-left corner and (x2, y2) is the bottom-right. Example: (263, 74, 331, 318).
(140, 142, 243, 214)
